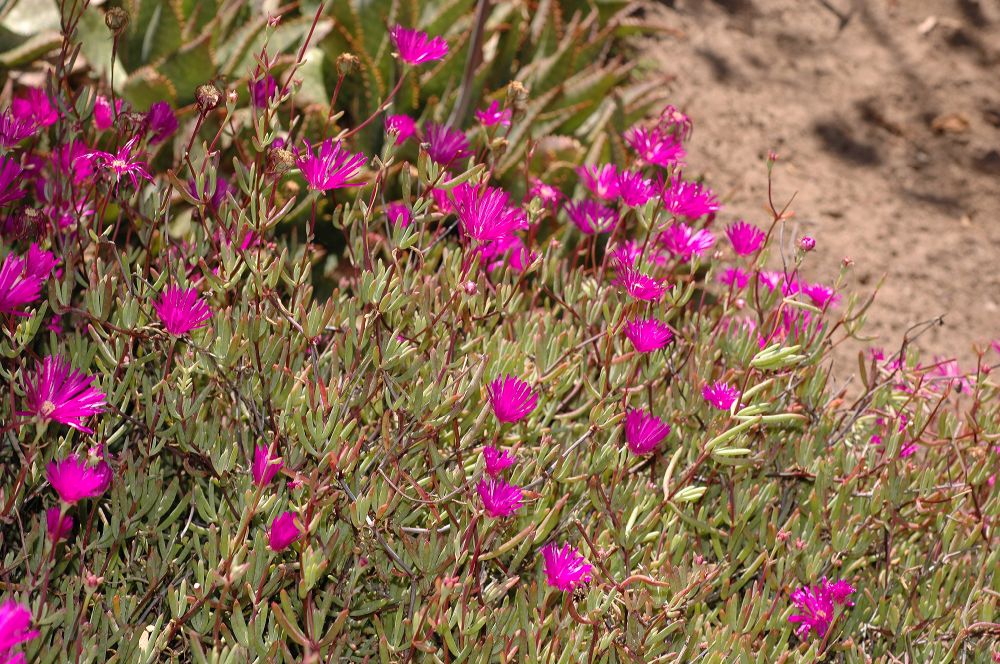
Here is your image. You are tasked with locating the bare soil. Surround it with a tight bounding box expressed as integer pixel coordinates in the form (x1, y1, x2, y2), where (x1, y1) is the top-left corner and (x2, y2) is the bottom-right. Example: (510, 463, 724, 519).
(643, 0, 1000, 371)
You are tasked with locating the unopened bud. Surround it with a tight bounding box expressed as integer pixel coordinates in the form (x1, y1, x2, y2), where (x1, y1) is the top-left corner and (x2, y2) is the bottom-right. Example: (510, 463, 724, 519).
(337, 53, 361, 77)
(798, 235, 815, 252)
(463, 280, 477, 295)
(227, 89, 239, 106)
(196, 84, 221, 113)
(104, 7, 129, 34)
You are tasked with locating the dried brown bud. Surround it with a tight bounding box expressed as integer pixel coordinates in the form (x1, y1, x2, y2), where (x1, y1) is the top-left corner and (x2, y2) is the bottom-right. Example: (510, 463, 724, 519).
(506, 81, 528, 107)
(196, 84, 221, 113)
(336, 53, 361, 78)
(227, 89, 239, 106)
(104, 7, 129, 35)
(268, 147, 295, 175)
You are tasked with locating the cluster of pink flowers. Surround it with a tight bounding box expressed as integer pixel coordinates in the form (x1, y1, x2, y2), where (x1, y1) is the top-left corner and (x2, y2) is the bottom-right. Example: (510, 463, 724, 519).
(788, 578, 856, 639)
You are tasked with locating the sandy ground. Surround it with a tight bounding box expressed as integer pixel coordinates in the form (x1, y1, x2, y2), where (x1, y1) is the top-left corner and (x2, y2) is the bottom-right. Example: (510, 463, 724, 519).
(643, 0, 1000, 373)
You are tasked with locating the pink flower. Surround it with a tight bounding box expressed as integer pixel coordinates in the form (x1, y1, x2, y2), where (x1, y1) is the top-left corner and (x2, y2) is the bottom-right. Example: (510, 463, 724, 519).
(154, 286, 212, 336)
(527, 178, 563, 210)
(565, 200, 617, 235)
(145, 101, 177, 144)
(0, 253, 43, 317)
(624, 318, 673, 353)
(932, 358, 972, 394)
(385, 114, 416, 142)
(577, 164, 620, 200)
(615, 266, 668, 301)
(269, 511, 302, 551)
(85, 136, 153, 189)
(662, 178, 721, 219)
(725, 220, 765, 256)
(0, 158, 25, 207)
(46, 506, 73, 542)
(758, 270, 784, 291)
(608, 241, 641, 268)
(801, 282, 838, 309)
(702, 380, 739, 410)
(799, 235, 816, 252)
(423, 122, 470, 165)
(483, 445, 515, 477)
(481, 234, 534, 273)
(656, 104, 693, 141)
(390, 26, 449, 65)
(386, 202, 412, 228)
(541, 542, 592, 591)
(0, 110, 36, 148)
(24, 244, 57, 280)
(617, 170, 656, 207)
(624, 125, 686, 167)
(249, 73, 278, 107)
(475, 100, 512, 127)
(52, 141, 95, 187)
(252, 445, 283, 486)
(624, 408, 671, 455)
(453, 183, 527, 244)
(295, 139, 367, 191)
(477, 477, 523, 517)
(0, 600, 38, 661)
(93, 96, 122, 131)
(12, 87, 58, 127)
(788, 578, 856, 639)
(660, 222, 715, 261)
(487, 375, 538, 423)
(46, 455, 112, 503)
(718, 267, 750, 289)
(21, 355, 106, 433)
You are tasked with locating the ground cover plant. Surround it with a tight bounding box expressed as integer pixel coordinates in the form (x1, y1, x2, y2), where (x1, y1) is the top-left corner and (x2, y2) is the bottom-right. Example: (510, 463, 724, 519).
(0, 1, 997, 662)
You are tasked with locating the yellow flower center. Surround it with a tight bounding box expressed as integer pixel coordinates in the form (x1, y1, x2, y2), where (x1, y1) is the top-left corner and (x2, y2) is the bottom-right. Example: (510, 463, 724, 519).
(40, 400, 56, 416)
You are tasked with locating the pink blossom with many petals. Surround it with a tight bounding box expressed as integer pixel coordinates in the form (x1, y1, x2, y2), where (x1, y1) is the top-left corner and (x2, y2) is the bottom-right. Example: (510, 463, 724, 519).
(661, 178, 721, 219)
(0, 600, 38, 662)
(608, 241, 642, 268)
(154, 286, 213, 336)
(22, 355, 106, 433)
(85, 136, 153, 189)
(145, 101, 177, 144)
(481, 234, 534, 273)
(295, 139, 367, 191)
(386, 202, 412, 228)
(577, 164, 620, 200)
(390, 26, 449, 65)
(656, 104, 694, 141)
(659, 223, 715, 261)
(269, 511, 302, 551)
(801, 282, 838, 309)
(527, 178, 563, 210)
(483, 446, 515, 477)
(423, 123, 470, 166)
(541, 542, 592, 591)
(0, 253, 43, 317)
(0, 110, 36, 148)
(46, 455, 112, 503)
(12, 87, 58, 127)
(93, 96, 122, 131)
(617, 170, 656, 207)
(788, 578, 856, 639)
(702, 380, 739, 410)
(718, 267, 750, 289)
(0, 158, 25, 207)
(624, 318, 673, 353)
(624, 408, 671, 455)
(475, 100, 512, 127)
(725, 220, 765, 256)
(252, 445, 283, 486)
(624, 125, 686, 167)
(565, 200, 617, 235)
(615, 266, 668, 301)
(453, 183, 527, 244)
(385, 114, 416, 142)
(477, 477, 523, 518)
(487, 375, 538, 423)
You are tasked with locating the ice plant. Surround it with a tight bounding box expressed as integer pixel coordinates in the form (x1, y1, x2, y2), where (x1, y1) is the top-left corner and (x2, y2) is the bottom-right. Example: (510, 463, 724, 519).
(390, 26, 449, 65)
(153, 286, 213, 336)
(615, 266, 668, 301)
(527, 178, 562, 210)
(46, 506, 73, 542)
(624, 125, 686, 167)
(452, 183, 526, 244)
(482, 235, 534, 273)
(0, 253, 43, 316)
(657, 104, 694, 141)
(788, 578, 856, 639)
(660, 222, 715, 261)
(385, 114, 416, 142)
(0, 158, 25, 206)
(269, 512, 301, 552)
(92, 96, 121, 131)
(719, 267, 750, 289)
(475, 100, 512, 127)
(386, 202, 412, 228)
(477, 477, 523, 518)
(423, 123, 470, 165)
(577, 164, 620, 200)
(85, 136, 153, 189)
(483, 445, 515, 477)
(625, 318, 673, 353)
(662, 178, 721, 219)
(295, 139, 367, 191)
(617, 170, 656, 207)
(0, 600, 38, 662)
(24, 244, 56, 280)
(624, 408, 671, 456)
(0, 110, 36, 148)
(487, 375, 538, 423)
(541, 542, 592, 591)
(703, 380, 739, 410)
(145, 101, 177, 144)
(608, 241, 642, 268)
(801, 282, 838, 309)
(249, 73, 278, 107)
(46, 455, 113, 504)
(21, 355, 106, 433)
(252, 445, 283, 486)
(725, 220, 766, 256)
(12, 87, 57, 127)
(565, 200, 617, 235)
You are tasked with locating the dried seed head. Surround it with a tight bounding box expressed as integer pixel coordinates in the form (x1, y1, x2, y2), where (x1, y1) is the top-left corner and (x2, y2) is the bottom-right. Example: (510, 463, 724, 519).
(268, 147, 295, 175)
(196, 84, 221, 113)
(506, 81, 528, 107)
(336, 53, 361, 77)
(104, 7, 130, 34)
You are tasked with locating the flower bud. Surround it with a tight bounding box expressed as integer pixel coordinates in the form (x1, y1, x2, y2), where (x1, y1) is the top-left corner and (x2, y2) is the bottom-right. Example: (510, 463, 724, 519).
(463, 280, 477, 295)
(798, 235, 815, 252)
(196, 84, 221, 113)
(104, 7, 129, 34)
(336, 53, 361, 77)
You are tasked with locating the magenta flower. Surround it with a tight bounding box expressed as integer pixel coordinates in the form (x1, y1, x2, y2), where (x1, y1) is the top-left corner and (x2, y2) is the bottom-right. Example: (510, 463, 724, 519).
(656, 104, 694, 141)
(188, 177, 232, 211)
(608, 241, 642, 268)
(662, 178, 721, 219)
(296, 139, 367, 191)
(249, 73, 278, 108)
(93, 96, 122, 131)
(475, 100, 512, 127)
(0, 600, 38, 661)
(624, 408, 671, 455)
(46, 455, 113, 503)
(85, 136, 153, 189)
(481, 234, 534, 273)
(252, 445, 283, 486)
(487, 375, 538, 423)
(385, 114, 416, 142)
(153, 286, 212, 336)
(615, 266, 668, 301)
(566, 200, 617, 235)
(22, 355, 106, 433)
(788, 578, 856, 639)
(625, 318, 673, 353)
(52, 140, 95, 186)
(578, 164, 620, 200)
(12, 87, 58, 127)
(483, 445, 516, 477)
(390, 25, 449, 65)
(527, 178, 563, 210)
(624, 125, 686, 167)
(24, 244, 57, 280)
(0, 253, 43, 317)
(660, 223, 715, 261)
(423, 122, 470, 166)
(46, 507, 73, 542)
(725, 220, 765, 256)
(453, 183, 527, 244)
(799, 235, 816, 252)
(541, 542, 592, 591)
(617, 170, 656, 207)
(0, 158, 25, 207)
(802, 282, 838, 309)
(268, 511, 302, 551)
(758, 270, 784, 291)
(386, 202, 412, 228)
(477, 477, 524, 518)
(718, 267, 750, 289)
(145, 101, 177, 145)
(702, 380, 739, 410)
(0, 110, 36, 148)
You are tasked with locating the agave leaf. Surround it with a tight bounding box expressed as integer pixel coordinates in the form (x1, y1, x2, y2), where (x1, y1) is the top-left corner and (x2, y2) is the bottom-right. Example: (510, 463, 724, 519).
(122, 65, 178, 108)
